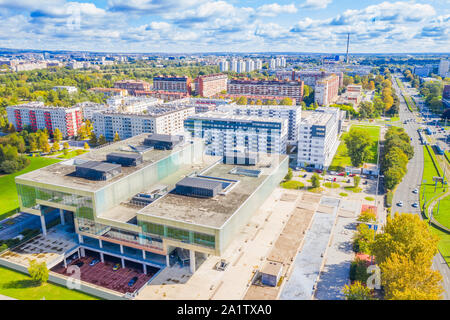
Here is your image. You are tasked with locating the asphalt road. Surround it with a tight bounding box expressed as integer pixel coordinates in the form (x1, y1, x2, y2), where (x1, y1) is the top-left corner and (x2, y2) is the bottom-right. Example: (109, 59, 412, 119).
(392, 75, 450, 300)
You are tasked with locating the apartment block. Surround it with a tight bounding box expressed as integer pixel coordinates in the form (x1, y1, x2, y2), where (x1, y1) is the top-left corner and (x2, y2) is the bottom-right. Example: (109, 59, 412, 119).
(217, 104, 301, 144)
(106, 96, 163, 114)
(297, 107, 345, 169)
(6, 102, 82, 137)
(93, 105, 195, 140)
(184, 112, 288, 156)
(152, 76, 191, 94)
(194, 74, 228, 97)
(227, 79, 304, 103)
(276, 70, 344, 88)
(314, 74, 340, 106)
(114, 80, 151, 95)
(89, 87, 128, 97)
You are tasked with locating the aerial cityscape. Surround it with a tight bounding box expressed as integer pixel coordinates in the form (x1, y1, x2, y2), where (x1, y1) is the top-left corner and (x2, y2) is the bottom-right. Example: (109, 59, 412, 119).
(0, 0, 449, 306)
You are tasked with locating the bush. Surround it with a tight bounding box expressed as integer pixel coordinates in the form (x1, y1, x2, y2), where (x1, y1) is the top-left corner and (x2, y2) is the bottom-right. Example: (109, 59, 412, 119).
(28, 259, 49, 284)
(349, 259, 370, 283)
(386, 190, 393, 207)
(353, 224, 375, 254)
(358, 210, 377, 223)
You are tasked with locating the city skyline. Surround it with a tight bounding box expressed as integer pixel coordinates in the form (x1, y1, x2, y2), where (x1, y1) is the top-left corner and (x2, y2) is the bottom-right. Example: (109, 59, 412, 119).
(0, 0, 448, 53)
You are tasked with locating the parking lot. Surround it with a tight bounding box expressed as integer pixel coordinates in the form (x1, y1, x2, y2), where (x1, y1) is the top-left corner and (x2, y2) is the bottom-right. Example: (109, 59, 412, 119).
(51, 250, 158, 294)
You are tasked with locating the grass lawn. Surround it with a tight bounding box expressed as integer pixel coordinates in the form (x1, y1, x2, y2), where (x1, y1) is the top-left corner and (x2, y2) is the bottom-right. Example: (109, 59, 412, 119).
(365, 196, 375, 201)
(433, 195, 450, 230)
(345, 186, 362, 193)
(281, 180, 304, 190)
(0, 266, 98, 300)
(57, 149, 88, 159)
(420, 146, 446, 212)
(329, 125, 380, 171)
(324, 182, 340, 188)
(307, 187, 324, 193)
(0, 157, 61, 220)
(339, 192, 348, 197)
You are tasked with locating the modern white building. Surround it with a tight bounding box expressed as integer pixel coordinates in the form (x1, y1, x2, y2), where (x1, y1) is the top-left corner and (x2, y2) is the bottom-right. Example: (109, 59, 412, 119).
(106, 96, 163, 114)
(184, 112, 288, 156)
(237, 60, 246, 73)
(245, 60, 255, 73)
(219, 60, 229, 72)
(75, 102, 109, 120)
(93, 106, 195, 140)
(231, 59, 238, 72)
(297, 107, 345, 169)
(6, 102, 82, 137)
(217, 104, 301, 145)
(438, 59, 450, 78)
(255, 59, 263, 70)
(270, 58, 276, 70)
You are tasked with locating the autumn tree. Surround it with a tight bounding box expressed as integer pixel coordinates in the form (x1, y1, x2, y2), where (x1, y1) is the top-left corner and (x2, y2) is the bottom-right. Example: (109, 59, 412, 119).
(343, 281, 374, 300)
(371, 213, 439, 265)
(53, 128, 62, 143)
(98, 134, 107, 145)
(380, 253, 443, 300)
(113, 132, 120, 142)
(84, 142, 90, 150)
(51, 141, 60, 153)
(353, 223, 375, 254)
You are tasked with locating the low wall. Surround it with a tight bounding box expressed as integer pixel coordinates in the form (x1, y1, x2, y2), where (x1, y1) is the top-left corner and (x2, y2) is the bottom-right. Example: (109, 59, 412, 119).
(0, 257, 127, 300)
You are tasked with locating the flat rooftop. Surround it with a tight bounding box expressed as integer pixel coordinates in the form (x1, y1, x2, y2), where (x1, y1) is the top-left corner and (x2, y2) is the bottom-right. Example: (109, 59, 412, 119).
(301, 112, 333, 126)
(16, 134, 200, 193)
(138, 154, 287, 228)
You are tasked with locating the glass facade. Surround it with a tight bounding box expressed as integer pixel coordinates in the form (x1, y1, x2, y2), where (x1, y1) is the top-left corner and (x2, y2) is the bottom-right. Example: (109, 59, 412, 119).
(17, 184, 94, 220)
(139, 221, 216, 249)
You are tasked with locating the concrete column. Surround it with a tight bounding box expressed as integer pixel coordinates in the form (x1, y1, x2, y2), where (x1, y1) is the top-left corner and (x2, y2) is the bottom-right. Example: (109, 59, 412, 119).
(59, 209, 65, 225)
(143, 264, 147, 274)
(78, 234, 83, 243)
(189, 250, 196, 273)
(80, 247, 85, 257)
(99, 239, 103, 249)
(100, 252, 104, 263)
(142, 250, 146, 260)
(121, 258, 125, 268)
(166, 255, 170, 267)
(120, 244, 124, 254)
(40, 215, 47, 236)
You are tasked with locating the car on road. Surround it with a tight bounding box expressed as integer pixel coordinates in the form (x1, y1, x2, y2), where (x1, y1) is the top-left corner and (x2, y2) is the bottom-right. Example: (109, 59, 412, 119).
(128, 276, 138, 287)
(397, 201, 403, 207)
(346, 179, 351, 183)
(90, 259, 100, 266)
(315, 169, 323, 174)
(112, 263, 121, 271)
(412, 188, 419, 194)
(363, 180, 368, 185)
(412, 202, 418, 208)
(338, 172, 346, 176)
(303, 174, 307, 178)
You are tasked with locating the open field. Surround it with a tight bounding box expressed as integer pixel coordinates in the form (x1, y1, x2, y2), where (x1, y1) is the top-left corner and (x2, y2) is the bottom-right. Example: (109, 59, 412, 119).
(0, 266, 98, 300)
(0, 157, 60, 220)
(329, 125, 380, 171)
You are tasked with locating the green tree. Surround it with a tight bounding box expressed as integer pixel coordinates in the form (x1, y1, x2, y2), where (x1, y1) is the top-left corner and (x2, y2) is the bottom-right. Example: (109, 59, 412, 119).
(90, 132, 98, 146)
(284, 168, 293, 181)
(353, 223, 375, 254)
(63, 142, 69, 149)
(236, 96, 248, 105)
(279, 97, 293, 105)
(342, 281, 374, 300)
(51, 141, 60, 153)
(28, 260, 49, 284)
(353, 175, 361, 188)
(311, 173, 321, 188)
(344, 128, 372, 167)
(98, 134, 107, 145)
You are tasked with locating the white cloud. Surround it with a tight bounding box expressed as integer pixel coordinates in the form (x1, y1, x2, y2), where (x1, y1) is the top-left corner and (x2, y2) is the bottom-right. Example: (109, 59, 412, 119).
(302, 0, 332, 9)
(257, 3, 297, 17)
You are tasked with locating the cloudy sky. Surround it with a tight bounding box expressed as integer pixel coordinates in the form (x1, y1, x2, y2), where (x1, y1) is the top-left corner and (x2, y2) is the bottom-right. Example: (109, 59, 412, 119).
(0, 0, 449, 53)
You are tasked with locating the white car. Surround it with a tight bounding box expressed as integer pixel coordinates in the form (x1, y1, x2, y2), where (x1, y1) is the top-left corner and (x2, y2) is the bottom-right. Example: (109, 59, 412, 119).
(412, 202, 419, 208)
(397, 201, 403, 207)
(412, 188, 419, 194)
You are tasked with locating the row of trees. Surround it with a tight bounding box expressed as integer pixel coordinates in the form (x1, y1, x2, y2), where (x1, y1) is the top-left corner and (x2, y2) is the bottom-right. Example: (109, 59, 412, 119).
(346, 213, 443, 300)
(344, 127, 374, 167)
(381, 127, 414, 191)
(403, 69, 444, 114)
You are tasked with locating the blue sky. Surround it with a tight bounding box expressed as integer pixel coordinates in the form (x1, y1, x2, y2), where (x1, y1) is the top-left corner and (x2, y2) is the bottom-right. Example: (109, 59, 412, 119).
(0, 0, 449, 53)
